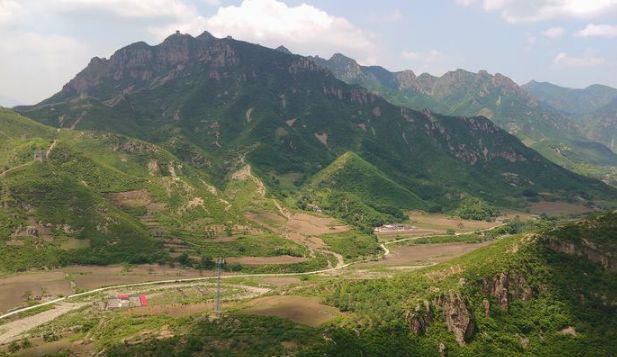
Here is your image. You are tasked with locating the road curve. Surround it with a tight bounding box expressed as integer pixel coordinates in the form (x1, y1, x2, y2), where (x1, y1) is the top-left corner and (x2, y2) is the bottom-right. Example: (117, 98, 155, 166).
(0, 222, 506, 321)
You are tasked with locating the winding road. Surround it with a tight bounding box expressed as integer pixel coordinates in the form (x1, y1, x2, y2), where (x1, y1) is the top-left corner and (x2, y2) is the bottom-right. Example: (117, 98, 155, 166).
(0, 221, 507, 348)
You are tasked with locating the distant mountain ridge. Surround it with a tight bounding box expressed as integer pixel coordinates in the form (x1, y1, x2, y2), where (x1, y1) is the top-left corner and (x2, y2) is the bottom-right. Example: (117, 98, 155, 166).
(523, 80, 617, 115)
(310, 53, 617, 184)
(524, 80, 617, 154)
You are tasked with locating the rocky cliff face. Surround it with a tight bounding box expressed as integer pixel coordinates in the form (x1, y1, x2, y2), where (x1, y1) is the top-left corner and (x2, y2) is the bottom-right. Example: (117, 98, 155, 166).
(405, 300, 432, 336)
(548, 238, 616, 272)
(436, 290, 476, 346)
(482, 272, 536, 311)
(407, 291, 475, 345)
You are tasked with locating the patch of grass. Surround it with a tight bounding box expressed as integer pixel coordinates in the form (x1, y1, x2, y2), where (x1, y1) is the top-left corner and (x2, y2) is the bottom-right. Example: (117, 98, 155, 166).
(320, 231, 381, 260)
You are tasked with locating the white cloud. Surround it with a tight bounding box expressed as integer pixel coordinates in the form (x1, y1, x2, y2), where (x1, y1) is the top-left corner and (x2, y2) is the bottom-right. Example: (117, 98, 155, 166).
(542, 26, 565, 38)
(0, 31, 91, 103)
(575, 23, 617, 37)
(0, 0, 26, 27)
(462, 0, 617, 23)
(203, 0, 376, 62)
(402, 49, 454, 75)
(552, 49, 607, 68)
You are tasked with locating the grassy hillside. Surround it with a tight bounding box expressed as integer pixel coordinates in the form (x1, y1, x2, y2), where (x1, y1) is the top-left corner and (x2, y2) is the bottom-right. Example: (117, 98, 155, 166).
(299, 152, 426, 228)
(0, 109, 319, 272)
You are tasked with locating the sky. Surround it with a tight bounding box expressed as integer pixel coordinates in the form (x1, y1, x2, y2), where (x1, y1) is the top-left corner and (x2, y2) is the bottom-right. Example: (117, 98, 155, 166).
(1, 0, 616, 105)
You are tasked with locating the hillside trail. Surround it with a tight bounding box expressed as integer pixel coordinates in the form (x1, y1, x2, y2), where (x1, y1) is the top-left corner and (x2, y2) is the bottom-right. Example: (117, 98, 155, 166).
(0, 138, 58, 177)
(0, 162, 33, 177)
(45, 139, 58, 159)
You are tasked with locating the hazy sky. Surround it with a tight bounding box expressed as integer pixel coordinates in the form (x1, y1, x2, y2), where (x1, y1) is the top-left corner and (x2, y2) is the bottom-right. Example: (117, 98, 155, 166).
(1, 0, 616, 105)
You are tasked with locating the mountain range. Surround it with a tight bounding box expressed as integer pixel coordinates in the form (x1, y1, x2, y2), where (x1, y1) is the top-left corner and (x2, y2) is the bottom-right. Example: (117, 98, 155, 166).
(524, 80, 617, 154)
(16, 32, 614, 221)
(310, 53, 617, 185)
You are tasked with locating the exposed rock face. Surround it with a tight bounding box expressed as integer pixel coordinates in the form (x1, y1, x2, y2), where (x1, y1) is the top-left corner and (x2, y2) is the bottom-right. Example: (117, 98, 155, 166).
(438, 342, 447, 357)
(482, 299, 490, 318)
(405, 301, 432, 336)
(482, 272, 535, 311)
(13, 225, 38, 237)
(435, 290, 475, 345)
(547, 239, 616, 272)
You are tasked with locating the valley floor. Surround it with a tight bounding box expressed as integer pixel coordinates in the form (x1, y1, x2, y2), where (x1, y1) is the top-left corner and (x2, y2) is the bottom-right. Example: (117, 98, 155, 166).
(0, 208, 610, 356)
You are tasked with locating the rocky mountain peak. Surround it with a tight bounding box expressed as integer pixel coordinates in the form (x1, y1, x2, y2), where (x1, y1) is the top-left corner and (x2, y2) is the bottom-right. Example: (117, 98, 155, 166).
(329, 53, 357, 65)
(196, 30, 216, 41)
(275, 45, 292, 54)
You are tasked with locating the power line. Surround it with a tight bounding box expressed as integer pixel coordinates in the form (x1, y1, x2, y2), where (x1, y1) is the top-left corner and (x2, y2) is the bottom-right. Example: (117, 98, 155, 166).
(215, 257, 225, 318)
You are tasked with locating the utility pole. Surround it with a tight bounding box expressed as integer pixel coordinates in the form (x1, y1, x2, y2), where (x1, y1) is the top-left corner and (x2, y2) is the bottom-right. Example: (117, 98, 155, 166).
(214, 258, 224, 318)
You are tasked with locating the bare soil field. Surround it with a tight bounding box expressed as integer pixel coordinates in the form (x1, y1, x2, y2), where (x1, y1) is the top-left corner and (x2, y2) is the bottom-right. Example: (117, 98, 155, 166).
(0, 265, 209, 313)
(376, 211, 525, 241)
(0, 272, 72, 313)
(63, 265, 210, 290)
(226, 256, 307, 265)
(357, 242, 491, 268)
(286, 213, 348, 236)
(241, 296, 340, 327)
(259, 277, 301, 287)
(529, 201, 593, 216)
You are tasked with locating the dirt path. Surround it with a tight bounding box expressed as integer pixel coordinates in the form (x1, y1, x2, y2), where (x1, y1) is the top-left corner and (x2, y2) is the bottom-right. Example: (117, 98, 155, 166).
(0, 302, 83, 345)
(69, 116, 83, 130)
(0, 138, 58, 177)
(0, 161, 32, 177)
(45, 139, 58, 159)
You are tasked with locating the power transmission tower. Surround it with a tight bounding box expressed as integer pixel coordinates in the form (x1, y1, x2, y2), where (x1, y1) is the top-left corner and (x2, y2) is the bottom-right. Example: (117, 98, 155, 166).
(214, 258, 224, 318)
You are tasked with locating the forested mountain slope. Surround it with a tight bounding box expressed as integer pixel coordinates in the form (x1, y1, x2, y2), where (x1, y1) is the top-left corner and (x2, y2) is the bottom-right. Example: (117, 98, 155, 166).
(311, 54, 617, 183)
(17, 32, 615, 219)
(524, 80, 617, 154)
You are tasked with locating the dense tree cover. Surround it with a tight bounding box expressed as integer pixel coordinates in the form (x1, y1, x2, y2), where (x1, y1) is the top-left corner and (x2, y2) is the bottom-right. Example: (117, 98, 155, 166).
(453, 195, 501, 221)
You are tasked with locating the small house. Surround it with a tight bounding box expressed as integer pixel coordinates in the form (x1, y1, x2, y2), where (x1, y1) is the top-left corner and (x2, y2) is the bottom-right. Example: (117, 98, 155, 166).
(106, 294, 148, 309)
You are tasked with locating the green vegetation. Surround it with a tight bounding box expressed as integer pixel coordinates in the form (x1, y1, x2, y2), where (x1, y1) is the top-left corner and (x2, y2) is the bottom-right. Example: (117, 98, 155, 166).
(453, 195, 500, 221)
(315, 212, 617, 355)
(320, 231, 381, 260)
(408, 233, 483, 245)
(106, 315, 324, 356)
(19, 34, 617, 233)
(312, 55, 617, 185)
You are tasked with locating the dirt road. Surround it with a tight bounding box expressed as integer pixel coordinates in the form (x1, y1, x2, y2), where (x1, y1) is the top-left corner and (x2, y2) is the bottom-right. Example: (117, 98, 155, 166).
(0, 302, 83, 345)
